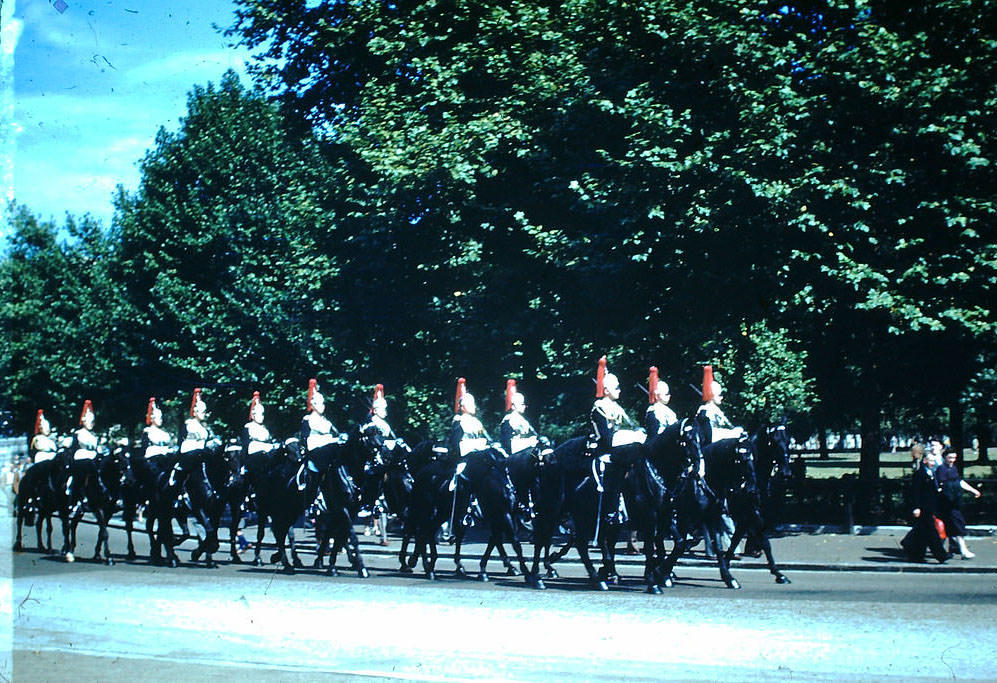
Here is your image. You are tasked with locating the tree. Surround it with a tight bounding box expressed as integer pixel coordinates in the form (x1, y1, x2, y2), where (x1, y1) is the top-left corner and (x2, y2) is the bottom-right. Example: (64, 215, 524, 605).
(0, 205, 138, 433)
(112, 71, 347, 435)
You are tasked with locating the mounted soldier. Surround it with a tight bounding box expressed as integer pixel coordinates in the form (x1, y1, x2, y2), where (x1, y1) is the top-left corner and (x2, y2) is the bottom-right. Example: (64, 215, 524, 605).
(168, 388, 221, 492)
(30, 410, 58, 465)
(588, 356, 645, 459)
(141, 398, 173, 464)
(301, 379, 340, 454)
(499, 379, 539, 458)
(644, 366, 678, 436)
(360, 383, 405, 461)
(500, 379, 546, 521)
(68, 399, 107, 501)
(449, 378, 491, 460)
(242, 391, 279, 457)
(696, 365, 744, 443)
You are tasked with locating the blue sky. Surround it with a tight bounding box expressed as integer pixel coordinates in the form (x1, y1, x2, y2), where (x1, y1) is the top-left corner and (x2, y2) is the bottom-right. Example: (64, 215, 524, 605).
(6, 0, 251, 231)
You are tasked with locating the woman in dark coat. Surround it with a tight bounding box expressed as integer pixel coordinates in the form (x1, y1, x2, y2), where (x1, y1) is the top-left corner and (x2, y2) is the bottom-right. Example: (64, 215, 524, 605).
(901, 450, 949, 563)
(936, 449, 982, 559)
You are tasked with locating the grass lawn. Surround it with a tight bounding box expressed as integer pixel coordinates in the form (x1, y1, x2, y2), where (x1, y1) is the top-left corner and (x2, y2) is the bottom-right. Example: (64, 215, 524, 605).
(796, 448, 996, 480)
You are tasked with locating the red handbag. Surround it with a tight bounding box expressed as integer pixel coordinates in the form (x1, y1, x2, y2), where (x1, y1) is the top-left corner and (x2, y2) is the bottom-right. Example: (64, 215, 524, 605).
(933, 515, 947, 540)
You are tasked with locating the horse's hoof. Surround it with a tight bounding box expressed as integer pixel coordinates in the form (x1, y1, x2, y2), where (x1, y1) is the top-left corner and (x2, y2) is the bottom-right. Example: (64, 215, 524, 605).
(12, 541, 22, 552)
(253, 557, 263, 567)
(326, 566, 338, 577)
(168, 557, 180, 568)
(545, 568, 559, 580)
(125, 551, 137, 561)
(647, 584, 662, 595)
(313, 557, 324, 569)
(359, 567, 369, 579)
(426, 571, 436, 581)
(534, 578, 546, 591)
(399, 564, 413, 574)
(479, 572, 489, 582)
(104, 557, 115, 566)
(231, 554, 243, 564)
(206, 560, 217, 569)
(506, 565, 520, 577)
(775, 574, 791, 584)
(270, 552, 281, 564)
(65, 552, 75, 563)
(596, 580, 609, 591)
(664, 577, 674, 588)
(454, 566, 467, 578)
(728, 579, 741, 590)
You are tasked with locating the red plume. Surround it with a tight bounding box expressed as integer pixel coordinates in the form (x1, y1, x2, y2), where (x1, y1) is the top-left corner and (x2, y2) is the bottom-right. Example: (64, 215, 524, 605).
(454, 378, 467, 414)
(596, 356, 607, 398)
(249, 391, 261, 420)
(505, 379, 517, 412)
(648, 366, 659, 405)
(189, 388, 202, 418)
(306, 378, 317, 412)
(79, 399, 93, 426)
(146, 397, 157, 426)
(371, 384, 385, 413)
(702, 365, 715, 403)
(34, 409, 44, 435)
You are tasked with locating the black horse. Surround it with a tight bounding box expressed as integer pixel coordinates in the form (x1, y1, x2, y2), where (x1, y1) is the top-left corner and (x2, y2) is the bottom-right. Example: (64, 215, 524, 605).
(61, 444, 134, 564)
(254, 438, 343, 573)
(312, 428, 373, 577)
(505, 438, 552, 530)
(231, 440, 287, 566)
(712, 427, 792, 584)
(153, 436, 224, 568)
(13, 452, 72, 555)
(122, 447, 179, 562)
(403, 447, 534, 584)
(610, 419, 706, 593)
(530, 436, 643, 591)
(184, 440, 244, 568)
(657, 435, 742, 590)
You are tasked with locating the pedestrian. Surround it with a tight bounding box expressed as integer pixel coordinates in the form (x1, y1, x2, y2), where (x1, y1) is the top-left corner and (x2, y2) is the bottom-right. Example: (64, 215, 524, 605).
(900, 449, 948, 563)
(935, 448, 982, 559)
(908, 442, 924, 473)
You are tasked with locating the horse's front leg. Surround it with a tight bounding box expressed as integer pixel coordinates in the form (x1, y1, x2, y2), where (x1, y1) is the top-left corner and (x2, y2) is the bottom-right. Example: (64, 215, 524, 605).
(712, 526, 740, 589)
(597, 522, 620, 585)
(343, 514, 369, 578)
(660, 537, 693, 588)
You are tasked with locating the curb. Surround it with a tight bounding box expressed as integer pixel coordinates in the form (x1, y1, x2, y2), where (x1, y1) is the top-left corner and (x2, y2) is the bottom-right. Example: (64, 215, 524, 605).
(774, 523, 997, 537)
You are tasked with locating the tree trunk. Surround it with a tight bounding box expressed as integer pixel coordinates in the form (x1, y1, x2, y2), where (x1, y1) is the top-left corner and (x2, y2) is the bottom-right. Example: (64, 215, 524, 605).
(818, 427, 829, 460)
(949, 400, 964, 456)
(979, 413, 992, 463)
(859, 407, 881, 482)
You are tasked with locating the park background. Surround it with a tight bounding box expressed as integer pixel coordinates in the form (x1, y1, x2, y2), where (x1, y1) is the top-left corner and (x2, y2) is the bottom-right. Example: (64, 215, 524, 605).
(1, 1, 994, 523)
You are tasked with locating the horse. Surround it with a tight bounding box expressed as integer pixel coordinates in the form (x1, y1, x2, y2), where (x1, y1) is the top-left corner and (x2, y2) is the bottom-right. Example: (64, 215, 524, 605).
(657, 435, 742, 590)
(312, 428, 373, 577)
(60, 443, 134, 564)
(713, 428, 792, 584)
(13, 451, 72, 555)
(607, 418, 707, 593)
(529, 436, 627, 591)
(229, 440, 285, 566)
(184, 440, 244, 568)
(122, 447, 179, 562)
(253, 438, 343, 573)
(152, 436, 224, 568)
(505, 437, 553, 531)
(403, 446, 534, 584)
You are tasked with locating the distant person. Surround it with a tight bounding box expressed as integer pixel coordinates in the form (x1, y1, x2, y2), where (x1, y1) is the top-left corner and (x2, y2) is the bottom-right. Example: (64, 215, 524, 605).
(908, 442, 925, 473)
(935, 448, 982, 559)
(900, 450, 948, 563)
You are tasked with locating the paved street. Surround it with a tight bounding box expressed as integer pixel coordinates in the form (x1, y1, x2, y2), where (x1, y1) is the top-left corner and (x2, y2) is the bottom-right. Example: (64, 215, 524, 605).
(5, 513, 997, 681)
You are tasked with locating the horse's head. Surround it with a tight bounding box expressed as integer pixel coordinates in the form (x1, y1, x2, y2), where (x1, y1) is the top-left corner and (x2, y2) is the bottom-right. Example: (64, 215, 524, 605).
(217, 440, 245, 489)
(102, 443, 135, 490)
(754, 420, 792, 480)
(678, 418, 706, 476)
